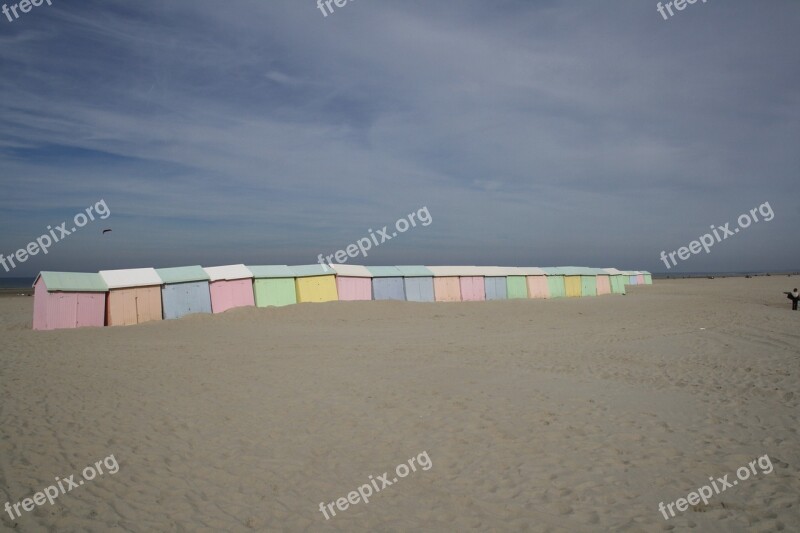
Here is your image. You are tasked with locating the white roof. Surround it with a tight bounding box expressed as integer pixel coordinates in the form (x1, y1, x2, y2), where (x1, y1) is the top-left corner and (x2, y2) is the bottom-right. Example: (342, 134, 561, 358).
(603, 268, 624, 275)
(517, 267, 548, 276)
(99, 268, 162, 289)
(329, 264, 373, 277)
(476, 266, 526, 276)
(460, 266, 485, 276)
(426, 266, 483, 277)
(202, 264, 253, 282)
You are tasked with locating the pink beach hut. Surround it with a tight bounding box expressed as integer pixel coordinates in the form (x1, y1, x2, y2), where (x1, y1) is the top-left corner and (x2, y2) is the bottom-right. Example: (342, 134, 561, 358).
(592, 268, 612, 295)
(520, 267, 550, 299)
(203, 264, 255, 313)
(330, 264, 373, 301)
(458, 266, 486, 301)
(32, 272, 107, 331)
(636, 271, 646, 285)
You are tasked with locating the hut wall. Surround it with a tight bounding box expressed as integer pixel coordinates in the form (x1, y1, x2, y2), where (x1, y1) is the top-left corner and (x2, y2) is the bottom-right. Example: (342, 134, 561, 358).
(484, 277, 507, 300)
(595, 275, 611, 296)
(161, 281, 212, 319)
(404, 277, 435, 302)
(526, 276, 550, 299)
(580, 276, 597, 296)
(107, 286, 163, 326)
(372, 278, 406, 301)
(564, 276, 582, 297)
(459, 276, 485, 301)
(295, 276, 338, 303)
(336, 277, 372, 301)
(254, 278, 297, 307)
(506, 276, 529, 299)
(208, 279, 255, 313)
(610, 276, 626, 294)
(433, 277, 461, 302)
(546, 276, 566, 298)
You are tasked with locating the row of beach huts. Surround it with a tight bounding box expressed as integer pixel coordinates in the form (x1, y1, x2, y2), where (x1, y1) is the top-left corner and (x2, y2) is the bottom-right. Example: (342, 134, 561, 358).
(32, 265, 653, 330)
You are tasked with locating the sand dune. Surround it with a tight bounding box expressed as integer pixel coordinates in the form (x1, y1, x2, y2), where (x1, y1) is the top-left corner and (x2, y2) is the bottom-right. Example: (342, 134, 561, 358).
(1, 278, 798, 531)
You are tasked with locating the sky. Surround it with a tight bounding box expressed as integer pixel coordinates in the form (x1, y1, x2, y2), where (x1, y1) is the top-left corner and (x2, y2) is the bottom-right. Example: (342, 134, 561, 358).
(1, 0, 798, 277)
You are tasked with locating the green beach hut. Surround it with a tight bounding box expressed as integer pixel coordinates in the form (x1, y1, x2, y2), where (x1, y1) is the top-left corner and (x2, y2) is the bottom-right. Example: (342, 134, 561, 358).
(248, 265, 298, 307)
(602, 268, 627, 295)
(505, 268, 529, 299)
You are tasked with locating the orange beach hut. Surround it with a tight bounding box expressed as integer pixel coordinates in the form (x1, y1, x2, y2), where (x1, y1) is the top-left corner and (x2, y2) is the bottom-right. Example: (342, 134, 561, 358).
(99, 268, 164, 326)
(427, 266, 464, 302)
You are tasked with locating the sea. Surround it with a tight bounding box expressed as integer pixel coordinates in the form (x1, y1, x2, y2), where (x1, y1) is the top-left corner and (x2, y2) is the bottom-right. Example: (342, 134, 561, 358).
(0, 277, 35, 289)
(652, 271, 799, 279)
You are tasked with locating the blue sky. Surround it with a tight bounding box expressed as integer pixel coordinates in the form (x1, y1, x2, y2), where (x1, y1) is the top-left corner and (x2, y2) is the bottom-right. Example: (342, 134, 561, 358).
(1, 0, 798, 276)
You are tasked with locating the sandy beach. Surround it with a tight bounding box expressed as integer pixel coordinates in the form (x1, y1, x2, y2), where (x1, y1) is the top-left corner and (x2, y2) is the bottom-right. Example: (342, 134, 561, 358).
(1, 278, 798, 532)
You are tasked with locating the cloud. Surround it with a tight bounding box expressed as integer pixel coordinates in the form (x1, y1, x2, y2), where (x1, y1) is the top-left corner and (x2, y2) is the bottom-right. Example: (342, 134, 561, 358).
(0, 0, 798, 275)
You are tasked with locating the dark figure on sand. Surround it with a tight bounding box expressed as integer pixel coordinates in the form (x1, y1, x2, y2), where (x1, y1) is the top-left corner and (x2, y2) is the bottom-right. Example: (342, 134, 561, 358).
(786, 288, 800, 310)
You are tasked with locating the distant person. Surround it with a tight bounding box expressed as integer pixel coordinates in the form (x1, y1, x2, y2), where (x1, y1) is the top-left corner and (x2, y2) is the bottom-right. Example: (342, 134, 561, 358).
(786, 288, 800, 311)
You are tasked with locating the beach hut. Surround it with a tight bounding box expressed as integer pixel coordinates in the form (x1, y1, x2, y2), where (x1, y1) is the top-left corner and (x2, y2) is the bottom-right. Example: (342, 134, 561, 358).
(100, 268, 164, 326)
(557, 267, 597, 296)
(291, 265, 339, 303)
(457, 266, 485, 301)
(579, 267, 598, 296)
(330, 264, 372, 301)
(479, 267, 509, 300)
(248, 265, 297, 307)
(636, 271, 646, 285)
(203, 264, 255, 313)
(592, 268, 612, 296)
(155, 265, 212, 319)
(504, 267, 529, 299)
(32, 272, 107, 331)
(477, 267, 528, 300)
(602, 268, 627, 295)
(367, 266, 406, 301)
(396, 265, 435, 302)
(541, 268, 567, 298)
(520, 267, 550, 299)
(624, 271, 639, 286)
(555, 267, 584, 298)
(427, 266, 463, 302)
(642, 271, 653, 285)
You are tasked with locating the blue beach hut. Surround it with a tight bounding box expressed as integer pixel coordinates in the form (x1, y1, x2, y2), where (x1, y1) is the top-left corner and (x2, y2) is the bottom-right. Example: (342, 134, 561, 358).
(480, 267, 511, 300)
(396, 265, 435, 302)
(367, 266, 407, 301)
(156, 265, 213, 319)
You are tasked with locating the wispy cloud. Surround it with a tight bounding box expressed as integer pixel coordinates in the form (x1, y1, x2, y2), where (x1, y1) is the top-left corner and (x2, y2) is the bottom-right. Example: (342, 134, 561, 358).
(0, 0, 798, 274)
